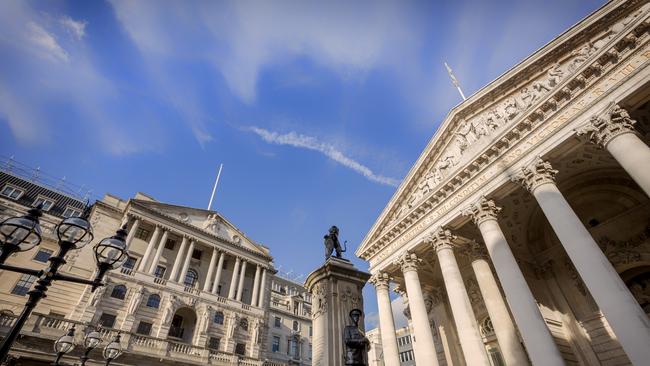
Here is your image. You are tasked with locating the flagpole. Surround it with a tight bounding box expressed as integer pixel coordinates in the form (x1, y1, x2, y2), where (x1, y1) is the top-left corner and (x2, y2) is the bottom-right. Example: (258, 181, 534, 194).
(207, 164, 223, 211)
(444, 62, 466, 101)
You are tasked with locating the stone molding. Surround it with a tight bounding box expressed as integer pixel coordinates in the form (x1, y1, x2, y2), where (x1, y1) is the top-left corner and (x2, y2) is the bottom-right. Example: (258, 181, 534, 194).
(512, 158, 559, 193)
(464, 196, 502, 226)
(368, 272, 391, 291)
(577, 104, 639, 147)
(357, 3, 650, 264)
(425, 228, 457, 252)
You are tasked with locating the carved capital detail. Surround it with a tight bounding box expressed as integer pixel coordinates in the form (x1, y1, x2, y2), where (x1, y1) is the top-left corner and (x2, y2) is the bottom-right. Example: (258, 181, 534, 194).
(425, 228, 457, 252)
(369, 272, 392, 291)
(467, 241, 489, 262)
(397, 252, 422, 273)
(464, 196, 502, 226)
(512, 157, 558, 192)
(428, 286, 446, 307)
(576, 104, 637, 147)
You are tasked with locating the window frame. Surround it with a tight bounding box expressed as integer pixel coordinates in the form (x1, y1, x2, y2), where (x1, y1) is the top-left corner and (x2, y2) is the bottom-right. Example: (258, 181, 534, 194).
(11, 274, 37, 296)
(146, 294, 161, 309)
(110, 285, 127, 300)
(0, 185, 24, 200)
(208, 337, 221, 351)
(98, 313, 117, 328)
(272, 336, 281, 353)
(134, 227, 151, 241)
(32, 195, 55, 211)
(213, 311, 224, 325)
(62, 206, 82, 218)
(136, 321, 153, 335)
(274, 316, 281, 328)
(183, 268, 199, 287)
(154, 265, 166, 279)
(122, 256, 137, 270)
(32, 248, 54, 263)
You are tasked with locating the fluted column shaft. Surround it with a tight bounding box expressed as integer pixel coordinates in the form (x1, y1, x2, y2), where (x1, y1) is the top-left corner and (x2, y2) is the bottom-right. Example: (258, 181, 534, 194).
(398, 253, 440, 366)
(469, 247, 529, 365)
(148, 229, 168, 275)
(179, 240, 195, 285)
(137, 224, 158, 272)
(515, 158, 650, 365)
(204, 248, 219, 292)
(429, 230, 489, 366)
(236, 260, 248, 302)
(468, 197, 563, 365)
(169, 237, 188, 282)
(229, 257, 241, 299)
(212, 252, 225, 295)
(251, 265, 262, 307)
(257, 269, 267, 307)
(125, 218, 141, 248)
(370, 273, 400, 366)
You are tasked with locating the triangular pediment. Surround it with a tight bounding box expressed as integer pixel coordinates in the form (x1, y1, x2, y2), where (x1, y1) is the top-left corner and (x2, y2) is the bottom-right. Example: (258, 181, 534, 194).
(132, 199, 270, 257)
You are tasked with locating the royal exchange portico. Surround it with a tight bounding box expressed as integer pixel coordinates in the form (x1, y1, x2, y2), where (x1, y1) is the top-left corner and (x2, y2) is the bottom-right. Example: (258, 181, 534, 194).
(358, 1, 650, 365)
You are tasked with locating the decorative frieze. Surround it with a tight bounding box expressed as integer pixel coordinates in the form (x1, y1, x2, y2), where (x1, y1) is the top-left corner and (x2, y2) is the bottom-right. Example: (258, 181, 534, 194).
(464, 196, 502, 226)
(512, 158, 558, 193)
(577, 104, 638, 147)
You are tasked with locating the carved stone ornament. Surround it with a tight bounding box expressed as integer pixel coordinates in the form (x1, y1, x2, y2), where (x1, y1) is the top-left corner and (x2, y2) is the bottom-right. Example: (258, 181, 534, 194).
(427, 286, 446, 308)
(312, 282, 328, 318)
(576, 104, 638, 147)
(466, 241, 489, 262)
(425, 228, 457, 252)
(397, 252, 422, 273)
(512, 157, 558, 193)
(368, 272, 391, 291)
(463, 196, 502, 226)
(466, 278, 484, 310)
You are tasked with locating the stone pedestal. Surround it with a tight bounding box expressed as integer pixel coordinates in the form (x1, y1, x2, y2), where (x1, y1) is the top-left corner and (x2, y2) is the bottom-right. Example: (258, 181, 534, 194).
(305, 257, 370, 366)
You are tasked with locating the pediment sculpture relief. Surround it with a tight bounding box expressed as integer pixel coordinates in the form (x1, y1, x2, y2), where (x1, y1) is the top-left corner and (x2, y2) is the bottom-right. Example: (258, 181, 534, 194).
(203, 213, 232, 240)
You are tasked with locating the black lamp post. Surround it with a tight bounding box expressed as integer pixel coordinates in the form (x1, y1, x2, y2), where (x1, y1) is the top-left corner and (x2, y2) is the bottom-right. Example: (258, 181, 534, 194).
(102, 333, 123, 366)
(53, 325, 76, 365)
(79, 328, 102, 366)
(0, 206, 128, 363)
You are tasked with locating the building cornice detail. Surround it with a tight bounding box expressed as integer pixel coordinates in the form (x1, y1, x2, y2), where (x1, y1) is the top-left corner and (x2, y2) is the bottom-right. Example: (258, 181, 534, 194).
(357, 5, 650, 266)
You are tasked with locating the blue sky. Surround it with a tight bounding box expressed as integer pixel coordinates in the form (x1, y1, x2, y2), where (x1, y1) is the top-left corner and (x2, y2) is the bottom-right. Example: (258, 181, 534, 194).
(0, 0, 607, 328)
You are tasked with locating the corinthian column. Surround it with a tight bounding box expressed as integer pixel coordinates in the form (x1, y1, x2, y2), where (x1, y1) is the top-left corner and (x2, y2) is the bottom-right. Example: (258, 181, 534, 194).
(148, 229, 168, 275)
(251, 265, 261, 306)
(397, 252, 440, 366)
(577, 104, 650, 196)
(204, 247, 219, 292)
(369, 272, 400, 366)
(466, 196, 563, 366)
(236, 260, 248, 302)
(169, 236, 188, 282)
(514, 158, 650, 365)
(137, 224, 158, 272)
(125, 217, 141, 247)
(228, 257, 241, 299)
(427, 229, 490, 366)
(467, 242, 529, 365)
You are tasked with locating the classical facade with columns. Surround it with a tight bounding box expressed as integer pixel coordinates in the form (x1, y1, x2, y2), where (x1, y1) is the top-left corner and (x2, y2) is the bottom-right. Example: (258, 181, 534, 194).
(358, 1, 650, 365)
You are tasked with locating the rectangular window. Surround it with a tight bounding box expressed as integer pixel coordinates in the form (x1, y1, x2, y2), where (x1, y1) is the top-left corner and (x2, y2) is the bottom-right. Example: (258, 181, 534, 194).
(191, 249, 202, 260)
(1, 185, 24, 200)
(11, 274, 37, 296)
(33, 196, 55, 211)
(272, 336, 280, 353)
(134, 227, 150, 241)
(208, 337, 220, 350)
(62, 206, 82, 218)
(123, 256, 137, 270)
(164, 239, 176, 250)
(136, 321, 152, 335)
(33, 248, 53, 263)
(309, 326, 313, 337)
(98, 313, 116, 328)
(154, 265, 166, 279)
(274, 316, 281, 328)
(235, 343, 246, 356)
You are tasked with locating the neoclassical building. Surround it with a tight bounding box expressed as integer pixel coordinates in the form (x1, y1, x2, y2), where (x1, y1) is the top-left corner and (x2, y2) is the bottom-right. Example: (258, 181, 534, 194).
(359, 1, 650, 365)
(0, 171, 276, 365)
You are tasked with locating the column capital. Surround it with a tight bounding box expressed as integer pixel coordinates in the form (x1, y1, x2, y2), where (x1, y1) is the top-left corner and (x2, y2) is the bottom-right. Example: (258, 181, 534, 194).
(466, 241, 489, 262)
(423, 285, 446, 307)
(369, 272, 392, 291)
(393, 284, 407, 297)
(425, 228, 457, 252)
(576, 104, 637, 147)
(512, 157, 558, 192)
(463, 196, 502, 226)
(397, 252, 422, 273)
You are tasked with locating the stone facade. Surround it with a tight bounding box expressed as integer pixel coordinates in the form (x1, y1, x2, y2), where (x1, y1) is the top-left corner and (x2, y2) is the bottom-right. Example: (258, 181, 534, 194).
(358, 1, 650, 365)
(265, 275, 312, 365)
(0, 170, 276, 366)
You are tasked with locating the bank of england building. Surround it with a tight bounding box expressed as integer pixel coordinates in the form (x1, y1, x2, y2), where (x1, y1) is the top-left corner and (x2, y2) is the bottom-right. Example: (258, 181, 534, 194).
(360, 1, 650, 365)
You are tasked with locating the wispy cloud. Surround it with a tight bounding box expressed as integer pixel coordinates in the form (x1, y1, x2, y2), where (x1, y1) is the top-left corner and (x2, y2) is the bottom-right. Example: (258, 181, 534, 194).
(60, 16, 87, 40)
(248, 127, 400, 187)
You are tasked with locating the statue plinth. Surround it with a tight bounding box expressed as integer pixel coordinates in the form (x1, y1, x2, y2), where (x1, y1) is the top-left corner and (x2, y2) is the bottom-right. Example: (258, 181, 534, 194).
(305, 257, 371, 366)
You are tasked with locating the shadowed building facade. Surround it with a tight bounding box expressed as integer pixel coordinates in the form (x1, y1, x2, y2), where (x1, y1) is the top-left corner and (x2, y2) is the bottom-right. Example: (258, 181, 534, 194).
(357, 1, 650, 365)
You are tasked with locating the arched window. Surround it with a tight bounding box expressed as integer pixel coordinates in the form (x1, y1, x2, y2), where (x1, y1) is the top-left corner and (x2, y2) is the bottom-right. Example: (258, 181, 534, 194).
(110, 285, 127, 300)
(292, 320, 299, 332)
(239, 318, 248, 331)
(184, 269, 199, 288)
(146, 294, 161, 308)
(214, 311, 224, 325)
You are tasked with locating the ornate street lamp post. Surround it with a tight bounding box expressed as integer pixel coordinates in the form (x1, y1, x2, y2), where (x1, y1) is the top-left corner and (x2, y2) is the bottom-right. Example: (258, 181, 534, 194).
(102, 333, 123, 366)
(0, 206, 128, 362)
(80, 329, 102, 366)
(53, 325, 76, 365)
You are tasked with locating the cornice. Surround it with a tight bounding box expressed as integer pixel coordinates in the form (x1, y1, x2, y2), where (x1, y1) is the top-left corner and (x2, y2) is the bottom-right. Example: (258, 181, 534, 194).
(358, 5, 650, 264)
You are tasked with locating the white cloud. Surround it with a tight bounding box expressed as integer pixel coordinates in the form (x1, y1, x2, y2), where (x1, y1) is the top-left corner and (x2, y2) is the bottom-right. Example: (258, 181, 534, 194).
(248, 126, 400, 187)
(60, 16, 87, 40)
(25, 21, 69, 62)
(363, 296, 408, 331)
